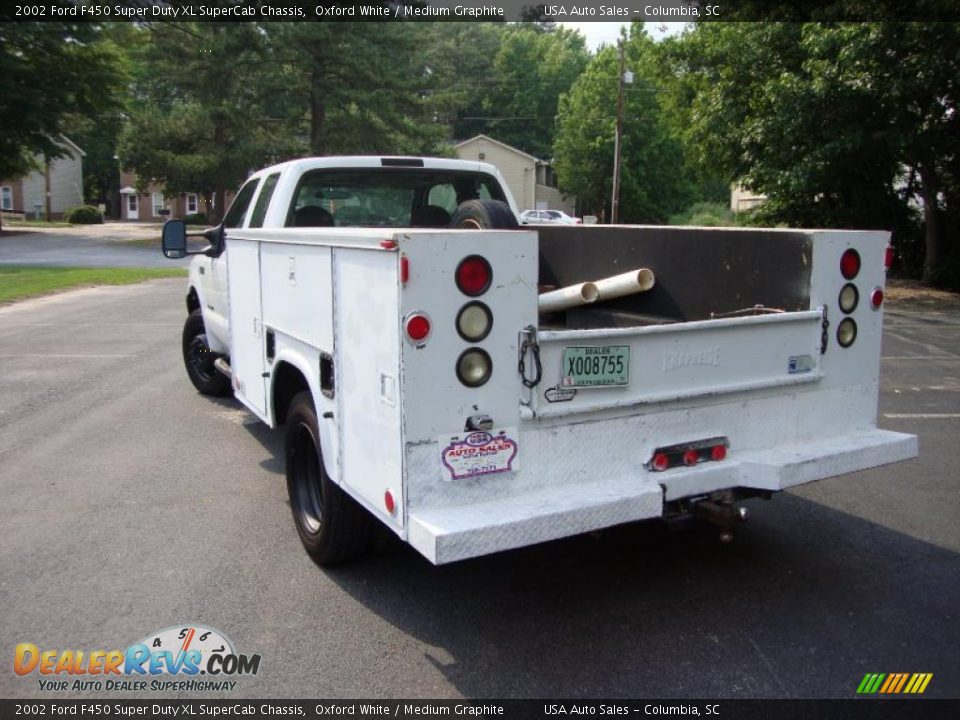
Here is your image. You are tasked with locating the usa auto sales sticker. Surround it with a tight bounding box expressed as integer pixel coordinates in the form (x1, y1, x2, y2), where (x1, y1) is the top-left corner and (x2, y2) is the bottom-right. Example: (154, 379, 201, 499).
(440, 428, 518, 481)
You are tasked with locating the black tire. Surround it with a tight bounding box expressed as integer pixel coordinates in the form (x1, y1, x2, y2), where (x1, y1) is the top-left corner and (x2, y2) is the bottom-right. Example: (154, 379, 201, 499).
(182, 309, 231, 397)
(450, 199, 520, 230)
(285, 391, 371, 565)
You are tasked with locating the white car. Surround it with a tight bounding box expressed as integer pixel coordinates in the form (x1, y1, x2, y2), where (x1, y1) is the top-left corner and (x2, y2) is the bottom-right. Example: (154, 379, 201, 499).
(520, 209, 581, 225)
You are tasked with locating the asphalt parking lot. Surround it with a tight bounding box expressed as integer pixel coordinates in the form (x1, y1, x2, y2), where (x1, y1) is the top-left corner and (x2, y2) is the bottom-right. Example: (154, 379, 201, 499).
(0, 280, 957, 700)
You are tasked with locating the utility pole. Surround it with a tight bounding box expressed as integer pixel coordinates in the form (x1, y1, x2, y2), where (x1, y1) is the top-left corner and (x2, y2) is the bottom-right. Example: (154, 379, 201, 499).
(611, 40, 626, 224)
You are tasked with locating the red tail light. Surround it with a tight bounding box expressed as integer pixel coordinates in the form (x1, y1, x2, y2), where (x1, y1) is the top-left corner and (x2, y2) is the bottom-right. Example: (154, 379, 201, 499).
(405, 313, 431, 343)
(841, 249, 861, 280)
(456, 255, 492, 296)
(870, 288, 884, 309)
(647, 436, 729, 472)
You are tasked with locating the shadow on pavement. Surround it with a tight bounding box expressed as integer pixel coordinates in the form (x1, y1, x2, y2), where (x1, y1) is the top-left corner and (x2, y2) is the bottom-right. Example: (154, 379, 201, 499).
(319, 492, 959, 699)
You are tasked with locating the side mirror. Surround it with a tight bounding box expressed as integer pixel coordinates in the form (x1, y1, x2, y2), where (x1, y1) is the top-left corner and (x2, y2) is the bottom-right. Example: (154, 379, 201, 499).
(203, 225, 226, 257)
(162, 220, 187, 258)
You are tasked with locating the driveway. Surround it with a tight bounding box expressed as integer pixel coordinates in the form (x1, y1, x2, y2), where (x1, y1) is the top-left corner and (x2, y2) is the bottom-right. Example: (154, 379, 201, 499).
(0, 222, 187, 268)
(0, 281, 956, 700)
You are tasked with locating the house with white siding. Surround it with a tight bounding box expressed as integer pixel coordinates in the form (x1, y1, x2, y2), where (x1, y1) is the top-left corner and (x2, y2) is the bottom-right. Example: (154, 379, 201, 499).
(454, 135, 575, 216)
(0, 135, 85, 220)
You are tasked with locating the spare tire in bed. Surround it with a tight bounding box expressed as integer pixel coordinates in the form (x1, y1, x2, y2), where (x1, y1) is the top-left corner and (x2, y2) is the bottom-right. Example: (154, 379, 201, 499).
(450, 199, 519, 230)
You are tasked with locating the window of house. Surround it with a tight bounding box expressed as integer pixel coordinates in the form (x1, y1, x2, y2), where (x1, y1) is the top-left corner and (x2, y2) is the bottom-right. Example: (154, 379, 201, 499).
(152, 193, 165, 216)
(127, 194, 138, 213)
(186, 194, 198, 215)
(0, 186, 12, 211)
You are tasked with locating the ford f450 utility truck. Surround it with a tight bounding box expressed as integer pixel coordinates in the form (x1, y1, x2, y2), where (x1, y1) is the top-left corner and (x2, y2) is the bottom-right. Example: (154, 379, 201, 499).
(161, 156, 917, 565)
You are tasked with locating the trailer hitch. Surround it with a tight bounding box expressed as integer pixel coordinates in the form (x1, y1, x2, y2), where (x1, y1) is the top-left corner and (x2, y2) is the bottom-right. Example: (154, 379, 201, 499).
(693, 490, 749, 543)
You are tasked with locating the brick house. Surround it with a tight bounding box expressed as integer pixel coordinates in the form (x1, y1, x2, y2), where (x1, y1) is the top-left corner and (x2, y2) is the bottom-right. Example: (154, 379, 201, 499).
(119, 172, 222, 222)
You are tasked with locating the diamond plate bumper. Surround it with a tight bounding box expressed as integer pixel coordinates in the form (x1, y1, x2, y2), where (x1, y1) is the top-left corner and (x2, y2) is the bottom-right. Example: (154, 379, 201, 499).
(406, 428, 917, 564)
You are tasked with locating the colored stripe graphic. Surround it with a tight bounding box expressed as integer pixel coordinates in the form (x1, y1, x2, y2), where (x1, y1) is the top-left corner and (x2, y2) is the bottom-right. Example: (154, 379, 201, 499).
(857, 673, 932, 694)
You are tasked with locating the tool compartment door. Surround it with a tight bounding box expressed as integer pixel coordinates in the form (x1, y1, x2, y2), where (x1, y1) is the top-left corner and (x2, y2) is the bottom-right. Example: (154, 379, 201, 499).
(226, 238, 268, 419)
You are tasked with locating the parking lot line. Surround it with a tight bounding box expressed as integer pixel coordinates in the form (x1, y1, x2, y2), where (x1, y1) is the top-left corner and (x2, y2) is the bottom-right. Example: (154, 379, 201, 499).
(883, 413, 960, 419)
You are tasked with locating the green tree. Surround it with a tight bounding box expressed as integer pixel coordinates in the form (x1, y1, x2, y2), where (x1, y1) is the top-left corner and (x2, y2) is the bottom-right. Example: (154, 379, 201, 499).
(668, 22, 959, 285)
(481, 26, 590, 158)
(554, 26, 693, 222)
(263, 21, 447, 156)
(0, 20, 125, 225)
(118, 22, 302, 222)
(419, 22, 505, 143)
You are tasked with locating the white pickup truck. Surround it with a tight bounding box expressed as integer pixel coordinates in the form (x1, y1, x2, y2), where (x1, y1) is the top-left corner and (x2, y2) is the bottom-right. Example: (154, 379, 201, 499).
(162, 155, 917, 565)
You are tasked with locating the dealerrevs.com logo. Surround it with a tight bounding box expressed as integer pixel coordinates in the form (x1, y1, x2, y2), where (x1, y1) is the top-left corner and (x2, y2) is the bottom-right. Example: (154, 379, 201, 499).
(14, 625, 261, 692)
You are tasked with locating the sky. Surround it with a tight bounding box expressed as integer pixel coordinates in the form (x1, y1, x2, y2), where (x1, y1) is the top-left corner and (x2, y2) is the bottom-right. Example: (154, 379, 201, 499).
(558, 21, 688, 50)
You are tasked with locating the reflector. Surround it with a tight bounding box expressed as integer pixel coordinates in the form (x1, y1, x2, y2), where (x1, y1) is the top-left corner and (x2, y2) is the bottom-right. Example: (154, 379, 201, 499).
(871, 288, 884, 309)
(405, 313, 431, 342)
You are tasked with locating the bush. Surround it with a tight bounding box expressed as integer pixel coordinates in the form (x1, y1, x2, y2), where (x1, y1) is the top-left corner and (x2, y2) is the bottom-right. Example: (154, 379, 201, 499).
(65, 205, 103, 224)
(182, 212, 208, 225)
(668, 201, 737, 227)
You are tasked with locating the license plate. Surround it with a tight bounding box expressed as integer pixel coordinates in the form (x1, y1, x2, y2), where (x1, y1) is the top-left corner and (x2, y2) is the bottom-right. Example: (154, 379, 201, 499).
(561, 345, 630, 387)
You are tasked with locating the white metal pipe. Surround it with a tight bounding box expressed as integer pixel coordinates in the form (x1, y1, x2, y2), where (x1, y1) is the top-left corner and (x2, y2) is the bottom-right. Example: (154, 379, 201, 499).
(593, 268, 655, 301)
(538, 282, 600, 313)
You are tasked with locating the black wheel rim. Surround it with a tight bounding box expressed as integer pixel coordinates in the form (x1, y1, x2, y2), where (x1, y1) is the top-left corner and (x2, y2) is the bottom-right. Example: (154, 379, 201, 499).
(291, 422, 324, 536)
(188, 333, 216, 382)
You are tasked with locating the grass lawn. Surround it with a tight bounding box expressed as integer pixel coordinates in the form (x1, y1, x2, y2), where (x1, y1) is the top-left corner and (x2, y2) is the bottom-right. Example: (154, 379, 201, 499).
(0, 265, 187, 304)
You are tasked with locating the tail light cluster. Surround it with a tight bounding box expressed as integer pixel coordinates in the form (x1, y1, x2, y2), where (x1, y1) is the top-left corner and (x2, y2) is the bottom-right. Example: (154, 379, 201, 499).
(455, 256, 493, 387)
(835, 248, 884, 350)
(403, 255, 495, 387)
(647, 438, 729, 472)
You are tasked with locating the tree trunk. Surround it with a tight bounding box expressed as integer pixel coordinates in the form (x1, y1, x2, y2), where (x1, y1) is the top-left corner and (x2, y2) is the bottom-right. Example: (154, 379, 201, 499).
(309, 68, 326, 155)
(211, 122, 226, 225)
(918, 162, 942, 283)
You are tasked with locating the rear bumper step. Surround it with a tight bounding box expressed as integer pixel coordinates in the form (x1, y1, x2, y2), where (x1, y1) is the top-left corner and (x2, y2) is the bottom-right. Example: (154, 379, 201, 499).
(406, 429, 917, 564)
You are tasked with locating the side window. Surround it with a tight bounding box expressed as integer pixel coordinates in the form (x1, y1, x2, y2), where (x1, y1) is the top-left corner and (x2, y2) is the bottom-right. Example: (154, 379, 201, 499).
(222, 179, 258, 229)
(427, 184, 457, 213)
(249, 173, 280, 228)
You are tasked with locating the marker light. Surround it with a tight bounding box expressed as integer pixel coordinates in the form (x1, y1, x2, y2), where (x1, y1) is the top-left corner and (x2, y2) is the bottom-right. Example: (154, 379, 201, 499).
(871, 288, 884, 309)
(837, 318, 858, 348)
(456, 255, 492, 296)
(652, 453, 670, 472)
(456, 348, 492, 387)
(884, 246, 894, 269)
(711, 445, 727, 462)
(841, 249, 861, 280)
(405, 313, 431, 343)
(384, 490, 397, 516)
(456, 302, 493, 342)
(839, 283, 859, 314)
(683, 449, 699, 467)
